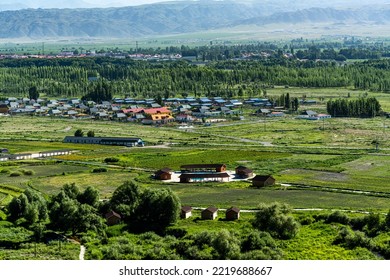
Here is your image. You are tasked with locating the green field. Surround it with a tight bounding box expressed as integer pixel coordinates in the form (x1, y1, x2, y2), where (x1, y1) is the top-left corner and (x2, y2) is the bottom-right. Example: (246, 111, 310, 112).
(1, 110, 389, 211)
(0, 89, 389, 261)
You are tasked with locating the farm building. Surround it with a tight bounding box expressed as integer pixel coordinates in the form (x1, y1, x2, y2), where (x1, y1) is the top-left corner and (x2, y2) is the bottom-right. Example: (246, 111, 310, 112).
(226, 207, 240, 221)
(179, 172, 230, 183)
(235, 166, 254, 178)
(105, 210, 122, 226)
(180, 206, 193, 219)
(0, 155, 9, 162)
(39, 150, 73, 157)
(180, 164, 227, 173)
(9, 153, 33, 160)
(0, 148, 9, 153)
(63, 136, 144, 147)
(202, 207, 218, 220)
(252, 175, 276, 188)
(154, 168, 172, 180)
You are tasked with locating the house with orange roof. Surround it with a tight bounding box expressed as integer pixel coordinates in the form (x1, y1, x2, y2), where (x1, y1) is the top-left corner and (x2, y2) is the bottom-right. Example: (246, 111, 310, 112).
(141, 107, 174, 124)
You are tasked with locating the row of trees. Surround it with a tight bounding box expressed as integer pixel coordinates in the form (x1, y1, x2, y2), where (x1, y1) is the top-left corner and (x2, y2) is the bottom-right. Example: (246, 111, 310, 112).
(6, 181, 181, 238)
(2, 57, 390, 100)
(74, 129, 95, 137)
(326, 97, 382, 118)
(271, 93, 299, 111)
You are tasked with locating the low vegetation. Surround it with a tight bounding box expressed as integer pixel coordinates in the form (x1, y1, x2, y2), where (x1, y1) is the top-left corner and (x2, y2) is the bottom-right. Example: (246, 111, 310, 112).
(0, 39, 389, 260)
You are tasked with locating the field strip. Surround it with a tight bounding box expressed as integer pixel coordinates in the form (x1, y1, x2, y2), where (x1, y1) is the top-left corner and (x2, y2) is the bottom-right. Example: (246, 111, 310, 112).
(280, 183, 390, 197)
(192, 207, 383, 215)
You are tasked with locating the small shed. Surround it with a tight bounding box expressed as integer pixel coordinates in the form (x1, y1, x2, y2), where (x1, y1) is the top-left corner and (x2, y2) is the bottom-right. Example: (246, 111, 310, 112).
(105, 210, 122, 226)
(226, 207, 240, 221)
(180, 206, 193, 219)
(252, 175, 275, 188)
(235, 166, 253, 179)
(154, 168, 172, 180)
(201, 206, 218, 220)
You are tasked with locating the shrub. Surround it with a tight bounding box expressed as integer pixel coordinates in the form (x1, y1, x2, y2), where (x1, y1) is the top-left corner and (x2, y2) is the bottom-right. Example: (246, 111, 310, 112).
(20, 169, 35, 176)
(241, 230, 277, 252)
(252, 203, 300, 239)
(165, 227, 188, 239)
(92, 167, 107, 173)
(326, 211, 350, 225)
(104, 157, 120, 163)
(334, 226, 374, 250)
(298, 215, 315, 225)
(9, 171, 22, 177)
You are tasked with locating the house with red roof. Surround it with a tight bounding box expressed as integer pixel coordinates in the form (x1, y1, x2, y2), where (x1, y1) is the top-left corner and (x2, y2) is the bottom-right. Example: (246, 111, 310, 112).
(141, 107, 174, 124)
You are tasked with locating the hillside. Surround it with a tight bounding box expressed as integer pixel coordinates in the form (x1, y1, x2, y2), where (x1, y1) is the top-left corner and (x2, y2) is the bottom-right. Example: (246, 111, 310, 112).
(1, 1, 390, 39)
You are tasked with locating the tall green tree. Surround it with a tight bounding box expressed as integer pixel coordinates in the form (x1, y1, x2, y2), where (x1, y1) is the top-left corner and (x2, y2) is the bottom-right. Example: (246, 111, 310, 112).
(49, 185, 105, 235)
(28, 86, 39, 100)
(109, 181, 141, 220)
(7, 189, 48, 226)
(253, 203, 299, 239)
(74, 129, 84, 137)
(133, 188, 181, 232)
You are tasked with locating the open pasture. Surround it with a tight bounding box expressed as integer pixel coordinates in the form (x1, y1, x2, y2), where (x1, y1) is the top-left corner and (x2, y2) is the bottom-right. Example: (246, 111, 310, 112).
(31, 169, 138, 198)
(161, 183, 390, 212)
(277, 154, 390, 193)
(0, 101, 389, 212)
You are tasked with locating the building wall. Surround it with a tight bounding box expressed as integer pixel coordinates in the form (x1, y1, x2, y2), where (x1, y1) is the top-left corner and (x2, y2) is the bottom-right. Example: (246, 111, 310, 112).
(253, 178, 275, 187)
(216, 165, 227, 172)
(202, 211, 217, 220)
(226, 211, 240, 220)
(181, 211, 192, 219)
(157, 173, 171, 180)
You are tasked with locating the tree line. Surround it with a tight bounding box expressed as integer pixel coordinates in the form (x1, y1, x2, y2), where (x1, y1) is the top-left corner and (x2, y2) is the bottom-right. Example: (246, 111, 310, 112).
(326, 97, 382, 118)
(6, 181, 181, 237)
(2, 57, 390, 100)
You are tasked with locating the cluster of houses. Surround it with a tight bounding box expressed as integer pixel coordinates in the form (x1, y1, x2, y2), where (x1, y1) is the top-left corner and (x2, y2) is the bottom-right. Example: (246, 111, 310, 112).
(0, 96, 328, 124)
(0, 96, 245, 124)
(154, 163, 276, 187)
(256, 108, 331, 120)
(295, 110, 332, 120)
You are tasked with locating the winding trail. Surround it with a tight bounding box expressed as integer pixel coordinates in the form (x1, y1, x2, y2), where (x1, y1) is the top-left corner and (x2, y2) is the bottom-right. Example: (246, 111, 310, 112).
(79, 245, 86, 260)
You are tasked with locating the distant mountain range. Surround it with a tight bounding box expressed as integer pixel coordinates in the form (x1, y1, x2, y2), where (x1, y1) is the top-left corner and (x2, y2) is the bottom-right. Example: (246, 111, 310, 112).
(1, 0, 390, 39)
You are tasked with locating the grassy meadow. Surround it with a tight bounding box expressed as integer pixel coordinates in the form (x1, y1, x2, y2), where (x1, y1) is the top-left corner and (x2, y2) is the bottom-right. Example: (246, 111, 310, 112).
(0, 87, 389, 261)
(0, 98, 389, 212)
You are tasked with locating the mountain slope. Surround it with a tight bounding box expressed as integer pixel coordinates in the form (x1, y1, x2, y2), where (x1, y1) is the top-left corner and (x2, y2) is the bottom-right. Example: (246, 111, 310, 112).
(1, 1, 390, 39)
(0, 1, 262, 38)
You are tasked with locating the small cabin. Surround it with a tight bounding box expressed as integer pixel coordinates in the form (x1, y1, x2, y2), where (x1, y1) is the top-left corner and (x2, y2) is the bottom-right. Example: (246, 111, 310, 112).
(154, 168, 172, 180)
(235, 166, 253, 179)
(105, 210, 122, 226)
(180, 206, 193, 219)
(226, 207, 240, 221)
(201, 207, 218, 220)
(252, 175, 275, 188)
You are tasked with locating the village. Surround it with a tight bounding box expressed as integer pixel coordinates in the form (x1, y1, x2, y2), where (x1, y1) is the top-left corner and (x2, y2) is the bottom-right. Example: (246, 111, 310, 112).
(0, 95, 331, 125)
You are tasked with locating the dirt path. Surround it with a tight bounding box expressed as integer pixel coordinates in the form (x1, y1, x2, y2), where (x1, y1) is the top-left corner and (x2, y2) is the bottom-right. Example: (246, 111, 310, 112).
(79, 245, 85, 260)
(62, 126, 72, 132)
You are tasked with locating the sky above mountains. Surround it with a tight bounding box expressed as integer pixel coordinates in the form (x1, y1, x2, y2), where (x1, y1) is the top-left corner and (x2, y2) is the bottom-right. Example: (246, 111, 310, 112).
(0, 0, 176, 9)
(0, 0, 389, 10)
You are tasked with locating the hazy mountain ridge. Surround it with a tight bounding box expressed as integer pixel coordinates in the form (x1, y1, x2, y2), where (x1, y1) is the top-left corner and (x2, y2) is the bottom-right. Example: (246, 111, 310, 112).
(1, 1, 390, 39)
